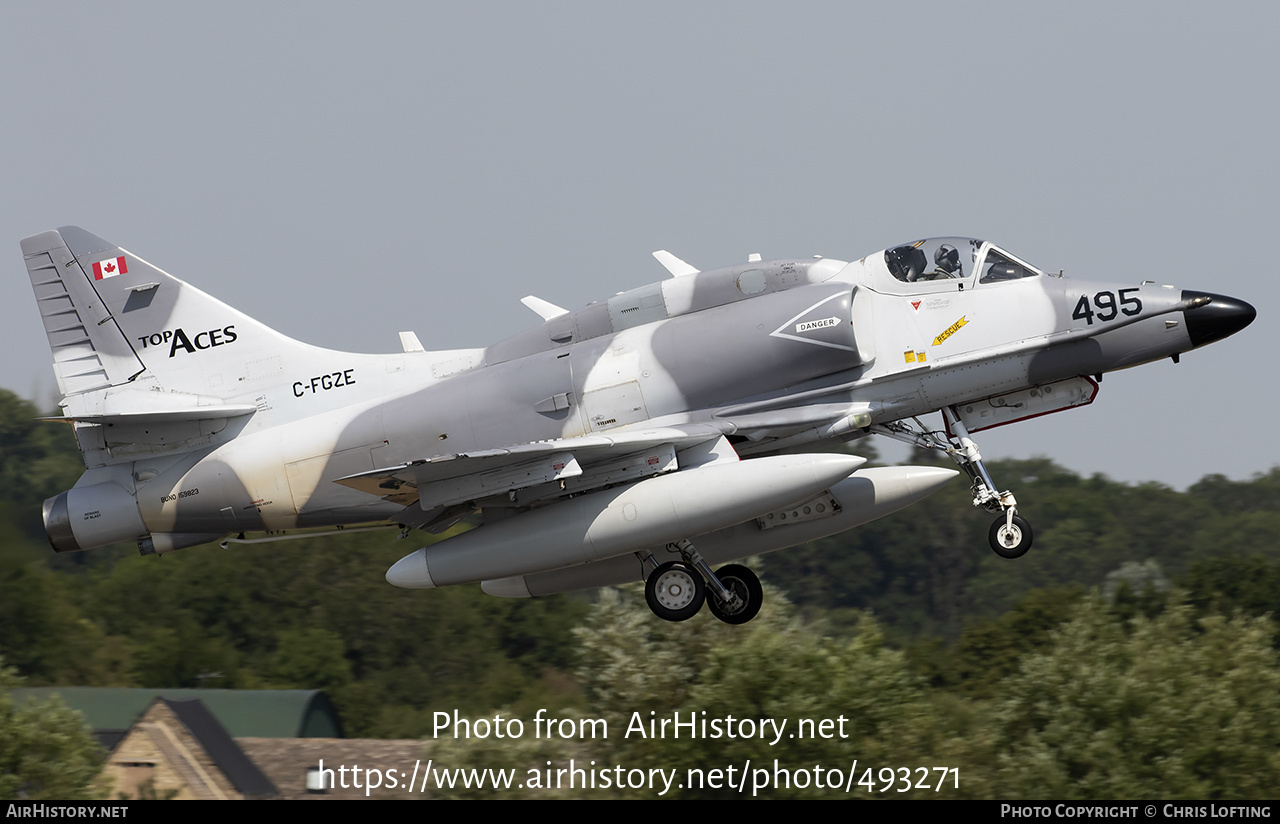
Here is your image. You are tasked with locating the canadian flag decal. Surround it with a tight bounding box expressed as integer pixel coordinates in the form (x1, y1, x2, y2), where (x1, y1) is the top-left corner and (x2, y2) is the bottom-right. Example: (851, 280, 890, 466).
(92, 256, 128, 280)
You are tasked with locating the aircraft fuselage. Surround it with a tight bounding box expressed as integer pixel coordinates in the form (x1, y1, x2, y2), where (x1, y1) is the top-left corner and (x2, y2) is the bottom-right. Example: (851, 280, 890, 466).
(25, 229, 1252, 617)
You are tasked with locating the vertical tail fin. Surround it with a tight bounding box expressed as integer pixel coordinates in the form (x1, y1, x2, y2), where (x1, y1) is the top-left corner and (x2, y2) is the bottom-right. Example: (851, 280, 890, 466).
(22, 227, 147, 397)
(21, 226, 481, 470)
(22, 226, 315, 407)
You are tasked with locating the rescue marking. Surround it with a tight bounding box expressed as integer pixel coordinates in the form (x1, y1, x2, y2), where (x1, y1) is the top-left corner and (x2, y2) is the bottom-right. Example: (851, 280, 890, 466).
(932, 316, 968, 346)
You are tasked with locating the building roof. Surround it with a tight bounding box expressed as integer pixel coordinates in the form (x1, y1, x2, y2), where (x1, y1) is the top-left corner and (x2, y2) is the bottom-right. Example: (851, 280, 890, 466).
(161, 699, 278, 799)
(237, 738, 429, 800)
(10, 688, 343, 739)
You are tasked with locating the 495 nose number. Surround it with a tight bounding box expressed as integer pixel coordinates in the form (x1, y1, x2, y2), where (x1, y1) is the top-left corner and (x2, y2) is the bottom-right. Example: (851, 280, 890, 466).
(1072, 289, 1142, 325)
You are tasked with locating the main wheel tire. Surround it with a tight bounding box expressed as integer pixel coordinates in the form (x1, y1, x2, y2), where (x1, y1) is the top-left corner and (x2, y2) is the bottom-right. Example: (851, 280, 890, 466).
(706, 564, 763, 625)
(645, 561, 705, 622)
(989, 514, 1033, 559)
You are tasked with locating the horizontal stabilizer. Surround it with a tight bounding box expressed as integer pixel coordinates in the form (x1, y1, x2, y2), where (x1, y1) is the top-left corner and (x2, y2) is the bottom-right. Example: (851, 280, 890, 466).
(47, 397, 258, 459)
(51, 405, 258, 425)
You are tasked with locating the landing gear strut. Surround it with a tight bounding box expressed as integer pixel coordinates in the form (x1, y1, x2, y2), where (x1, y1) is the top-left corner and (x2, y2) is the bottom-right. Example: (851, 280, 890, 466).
(873, 406, 1034, 559)
(638, 540, 764, 624)
(705, 563, 763, 625)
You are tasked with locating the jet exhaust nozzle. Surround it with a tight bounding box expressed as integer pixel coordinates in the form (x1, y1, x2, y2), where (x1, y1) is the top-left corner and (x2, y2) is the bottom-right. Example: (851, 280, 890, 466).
(43, 483, 147, 553)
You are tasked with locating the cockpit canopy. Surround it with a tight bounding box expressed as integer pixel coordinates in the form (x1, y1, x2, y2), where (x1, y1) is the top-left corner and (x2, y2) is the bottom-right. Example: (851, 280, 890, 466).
(883, 237, 1044, 287)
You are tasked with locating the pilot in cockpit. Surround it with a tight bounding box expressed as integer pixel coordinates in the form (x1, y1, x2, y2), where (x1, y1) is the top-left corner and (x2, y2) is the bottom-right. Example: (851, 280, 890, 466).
(886, 244, 927, 282)
(928, 244, 961, 280)
(886, 238, 974, 283)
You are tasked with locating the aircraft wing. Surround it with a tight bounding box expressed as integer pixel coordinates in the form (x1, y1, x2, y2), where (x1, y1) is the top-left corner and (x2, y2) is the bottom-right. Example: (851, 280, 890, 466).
(334, 424, 728, 510)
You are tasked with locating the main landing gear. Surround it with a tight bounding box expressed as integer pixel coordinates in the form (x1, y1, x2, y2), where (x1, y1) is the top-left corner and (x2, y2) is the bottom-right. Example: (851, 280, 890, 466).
(873, 406, 1033, 559)
(639, 540, 764, 624)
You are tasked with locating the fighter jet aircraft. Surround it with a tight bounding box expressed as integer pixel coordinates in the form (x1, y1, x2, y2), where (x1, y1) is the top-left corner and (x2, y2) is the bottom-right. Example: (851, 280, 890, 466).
(21, 229, 1254, 623)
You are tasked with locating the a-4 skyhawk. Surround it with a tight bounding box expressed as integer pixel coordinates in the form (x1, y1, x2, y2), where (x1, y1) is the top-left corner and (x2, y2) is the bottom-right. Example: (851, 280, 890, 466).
(22, 229, 1254, 623)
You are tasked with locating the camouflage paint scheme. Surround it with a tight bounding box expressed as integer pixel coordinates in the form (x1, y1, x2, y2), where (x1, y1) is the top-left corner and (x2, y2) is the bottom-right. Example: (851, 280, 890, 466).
(22, 228, 1254, 619)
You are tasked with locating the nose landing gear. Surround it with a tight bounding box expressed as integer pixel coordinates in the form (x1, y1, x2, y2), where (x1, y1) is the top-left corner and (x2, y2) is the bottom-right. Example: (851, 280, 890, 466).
(873, 406, 1034, 560)
(638, 540, 764, 624)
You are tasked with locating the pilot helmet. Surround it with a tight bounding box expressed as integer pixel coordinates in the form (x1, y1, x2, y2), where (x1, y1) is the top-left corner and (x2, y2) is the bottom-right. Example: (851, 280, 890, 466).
(935, 243, 960, 274)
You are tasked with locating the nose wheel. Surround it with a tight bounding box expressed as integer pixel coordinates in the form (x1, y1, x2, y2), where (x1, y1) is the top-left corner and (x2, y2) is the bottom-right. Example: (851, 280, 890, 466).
(989, 514, 1033, 559)
(873, 406, 1036, 561)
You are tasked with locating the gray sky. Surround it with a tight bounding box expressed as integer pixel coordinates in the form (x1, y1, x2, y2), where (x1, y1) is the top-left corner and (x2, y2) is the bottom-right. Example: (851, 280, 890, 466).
(1, 1, 1274, 489)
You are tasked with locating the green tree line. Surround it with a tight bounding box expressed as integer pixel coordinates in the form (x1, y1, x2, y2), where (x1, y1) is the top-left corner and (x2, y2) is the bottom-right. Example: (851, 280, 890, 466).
(428, 586, 1280, 799)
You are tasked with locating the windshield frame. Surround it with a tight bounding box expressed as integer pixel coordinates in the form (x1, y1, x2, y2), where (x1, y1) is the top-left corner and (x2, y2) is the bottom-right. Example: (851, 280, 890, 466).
(976, 242, 1046, 284)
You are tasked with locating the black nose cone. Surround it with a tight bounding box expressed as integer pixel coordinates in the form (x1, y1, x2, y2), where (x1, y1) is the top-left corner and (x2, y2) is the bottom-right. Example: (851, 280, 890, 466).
(1182, 291, 1256, 348)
